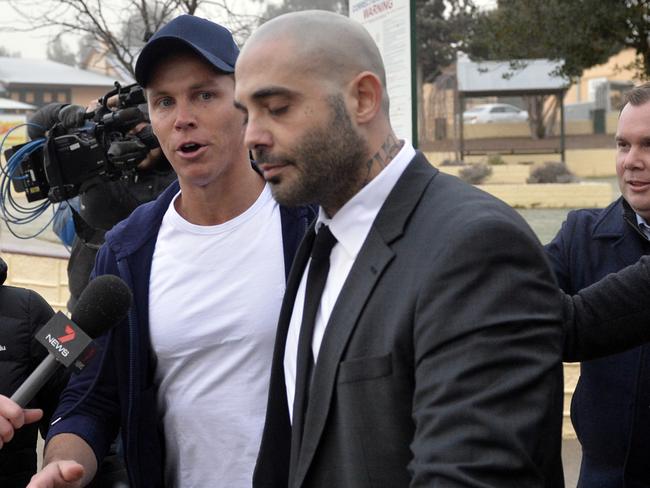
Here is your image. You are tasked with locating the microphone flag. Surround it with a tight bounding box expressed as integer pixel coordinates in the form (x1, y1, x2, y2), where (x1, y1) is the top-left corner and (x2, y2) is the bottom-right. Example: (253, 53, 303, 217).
(34, 311, 96, 373)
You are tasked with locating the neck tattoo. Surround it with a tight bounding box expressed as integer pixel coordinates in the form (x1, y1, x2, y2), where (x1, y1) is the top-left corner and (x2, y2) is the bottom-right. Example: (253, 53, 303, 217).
(363, 135, 403, 185)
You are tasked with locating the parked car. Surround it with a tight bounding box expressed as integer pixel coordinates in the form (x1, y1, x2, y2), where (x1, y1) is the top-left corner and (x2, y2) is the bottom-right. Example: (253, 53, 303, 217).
(463, 103, 529, 124)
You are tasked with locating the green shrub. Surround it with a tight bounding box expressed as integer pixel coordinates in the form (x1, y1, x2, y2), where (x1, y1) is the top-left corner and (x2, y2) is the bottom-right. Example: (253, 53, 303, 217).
(526, 161, 578, 184)
(459, 163, 493, 184)
(487, 153, 506, 165)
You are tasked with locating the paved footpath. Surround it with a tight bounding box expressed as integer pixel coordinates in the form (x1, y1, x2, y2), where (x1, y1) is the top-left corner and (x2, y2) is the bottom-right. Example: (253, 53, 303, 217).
(563, 438, 581, 487)
(0, 200, 70, 258)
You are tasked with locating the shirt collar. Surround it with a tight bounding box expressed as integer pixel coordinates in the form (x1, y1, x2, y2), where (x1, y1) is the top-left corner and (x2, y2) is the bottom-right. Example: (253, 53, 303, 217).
(635, 213, 650, 240)
(316, 140, 416, 259)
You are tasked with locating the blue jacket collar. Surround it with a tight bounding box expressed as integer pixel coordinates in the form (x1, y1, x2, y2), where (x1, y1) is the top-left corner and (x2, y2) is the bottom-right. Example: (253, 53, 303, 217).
(591, 197, 629, 239)
(104, 179, 180, 260)
(591, 196, 650, 269)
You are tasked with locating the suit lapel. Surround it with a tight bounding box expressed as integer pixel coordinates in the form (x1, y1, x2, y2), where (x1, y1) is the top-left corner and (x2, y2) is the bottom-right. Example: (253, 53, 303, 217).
(292, 153, 438, 486)
(257, 224, 315, 487)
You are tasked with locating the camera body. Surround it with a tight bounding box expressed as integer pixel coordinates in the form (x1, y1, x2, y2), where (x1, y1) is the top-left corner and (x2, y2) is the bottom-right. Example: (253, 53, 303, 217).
(6, 83, 159, 203)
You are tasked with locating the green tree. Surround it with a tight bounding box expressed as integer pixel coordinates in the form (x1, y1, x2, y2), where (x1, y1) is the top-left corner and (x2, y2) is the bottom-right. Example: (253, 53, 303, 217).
(461, 0, 648, 138)
(416, 0, 477, 81)
(465, 0, 650, 79)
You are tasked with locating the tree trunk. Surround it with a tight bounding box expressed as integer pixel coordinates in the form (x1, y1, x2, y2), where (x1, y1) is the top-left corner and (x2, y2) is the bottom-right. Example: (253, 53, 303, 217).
(527, 95, 547, 139)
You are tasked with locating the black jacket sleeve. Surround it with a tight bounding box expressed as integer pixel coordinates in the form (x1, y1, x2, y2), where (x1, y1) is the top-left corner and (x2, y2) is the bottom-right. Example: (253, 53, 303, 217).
(563, 255, 650, 362)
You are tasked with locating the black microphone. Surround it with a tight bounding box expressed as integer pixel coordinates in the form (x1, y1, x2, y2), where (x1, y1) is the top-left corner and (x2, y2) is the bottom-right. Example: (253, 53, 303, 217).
(27, 103, 68, 139)
(10, 275, 132, 407)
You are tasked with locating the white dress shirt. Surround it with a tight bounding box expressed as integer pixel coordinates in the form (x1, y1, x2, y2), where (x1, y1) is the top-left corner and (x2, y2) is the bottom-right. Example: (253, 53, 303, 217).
(635, 213, 650, 240)
(284, 140, 416, 422)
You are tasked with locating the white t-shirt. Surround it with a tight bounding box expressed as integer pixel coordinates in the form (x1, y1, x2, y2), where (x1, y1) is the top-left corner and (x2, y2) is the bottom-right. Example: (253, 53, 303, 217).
(149, 184, 285, 487)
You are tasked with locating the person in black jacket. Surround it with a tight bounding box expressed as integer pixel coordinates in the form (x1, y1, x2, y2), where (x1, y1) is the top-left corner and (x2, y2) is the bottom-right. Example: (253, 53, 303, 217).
(0, 257, 69, 487)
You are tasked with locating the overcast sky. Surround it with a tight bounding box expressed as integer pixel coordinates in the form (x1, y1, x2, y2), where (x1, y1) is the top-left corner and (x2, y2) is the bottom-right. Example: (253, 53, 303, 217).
(0, 4, 57, 59)
(0, 0, 266, 60)
(0, 0, 496, 60)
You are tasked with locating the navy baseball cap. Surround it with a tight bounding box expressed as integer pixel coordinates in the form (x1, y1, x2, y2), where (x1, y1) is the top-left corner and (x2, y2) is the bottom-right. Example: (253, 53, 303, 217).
(135, 14, 239, 87)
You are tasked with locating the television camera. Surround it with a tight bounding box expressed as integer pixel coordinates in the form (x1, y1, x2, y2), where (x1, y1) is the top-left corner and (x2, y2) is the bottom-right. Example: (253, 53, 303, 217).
(4, 82, 159, 203)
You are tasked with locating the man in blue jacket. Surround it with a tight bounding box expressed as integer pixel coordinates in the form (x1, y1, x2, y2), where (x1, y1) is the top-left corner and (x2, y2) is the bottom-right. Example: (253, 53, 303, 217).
(23, 15, 312, 488)
(545, 82, 650, 487)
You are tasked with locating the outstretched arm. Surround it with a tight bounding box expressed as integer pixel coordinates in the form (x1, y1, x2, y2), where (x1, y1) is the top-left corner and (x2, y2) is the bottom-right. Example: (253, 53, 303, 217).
(562, 255, 650, 362)
(27, 433, 97, 488)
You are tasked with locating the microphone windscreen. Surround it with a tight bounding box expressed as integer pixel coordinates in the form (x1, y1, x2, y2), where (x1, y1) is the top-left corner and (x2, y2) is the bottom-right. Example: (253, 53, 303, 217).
(27, 103, 67, 139)
(71, 274, 133, 338)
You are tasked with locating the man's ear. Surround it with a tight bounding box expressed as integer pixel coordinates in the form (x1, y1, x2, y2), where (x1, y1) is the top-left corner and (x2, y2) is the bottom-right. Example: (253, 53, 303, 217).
(349, 71, 384, 124)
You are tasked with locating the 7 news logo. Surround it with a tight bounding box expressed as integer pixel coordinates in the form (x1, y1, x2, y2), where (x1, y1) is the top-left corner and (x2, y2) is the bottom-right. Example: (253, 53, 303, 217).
(58, 325, 76, 343)
(45, 324, 76, 357)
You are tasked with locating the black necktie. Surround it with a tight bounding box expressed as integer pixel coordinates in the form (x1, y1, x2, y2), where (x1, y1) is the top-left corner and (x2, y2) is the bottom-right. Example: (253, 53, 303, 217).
(292, 225, 337, 444)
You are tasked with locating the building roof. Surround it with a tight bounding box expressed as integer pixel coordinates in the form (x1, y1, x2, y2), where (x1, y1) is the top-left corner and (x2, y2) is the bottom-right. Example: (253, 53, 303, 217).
(0, 97, 36, 110)
(0, 57, 118, 87)
(457, 54, 570, 97)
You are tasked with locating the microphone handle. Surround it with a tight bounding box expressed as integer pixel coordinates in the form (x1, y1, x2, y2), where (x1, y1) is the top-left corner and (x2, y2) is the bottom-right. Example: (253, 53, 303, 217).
(11, 355, 60, 408)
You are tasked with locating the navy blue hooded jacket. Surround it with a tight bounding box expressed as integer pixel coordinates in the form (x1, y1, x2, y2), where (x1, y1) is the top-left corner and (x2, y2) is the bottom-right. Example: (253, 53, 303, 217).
(47, 180, 314, 487)
(546, 196, 650, 488)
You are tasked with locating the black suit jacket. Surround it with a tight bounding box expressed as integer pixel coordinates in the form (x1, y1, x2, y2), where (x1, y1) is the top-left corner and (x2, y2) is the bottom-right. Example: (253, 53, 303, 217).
(254, 153, 565, 487)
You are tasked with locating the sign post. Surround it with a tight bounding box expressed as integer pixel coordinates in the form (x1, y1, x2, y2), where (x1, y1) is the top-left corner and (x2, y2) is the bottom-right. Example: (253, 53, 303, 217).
(349, 0, 418, 147)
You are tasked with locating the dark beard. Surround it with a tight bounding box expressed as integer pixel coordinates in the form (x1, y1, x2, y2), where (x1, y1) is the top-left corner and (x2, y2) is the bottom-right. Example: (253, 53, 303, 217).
(256, 95, 368, 212)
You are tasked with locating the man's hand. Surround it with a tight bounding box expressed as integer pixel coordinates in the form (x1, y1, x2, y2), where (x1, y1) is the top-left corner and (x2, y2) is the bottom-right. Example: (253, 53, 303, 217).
(0, 394, 43, 449)
(30, 433, 99, 488)
(27, 460, 85, 488)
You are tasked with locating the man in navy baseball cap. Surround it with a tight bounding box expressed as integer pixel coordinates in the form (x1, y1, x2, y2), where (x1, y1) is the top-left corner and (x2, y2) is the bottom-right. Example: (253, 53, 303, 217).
(30, 14, 313, 488)
(135, 14, 239, 87)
